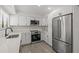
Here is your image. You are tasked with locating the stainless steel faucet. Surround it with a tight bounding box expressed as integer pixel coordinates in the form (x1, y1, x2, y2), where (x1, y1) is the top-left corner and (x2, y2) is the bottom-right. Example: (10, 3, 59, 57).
(5, 27, 13, 37)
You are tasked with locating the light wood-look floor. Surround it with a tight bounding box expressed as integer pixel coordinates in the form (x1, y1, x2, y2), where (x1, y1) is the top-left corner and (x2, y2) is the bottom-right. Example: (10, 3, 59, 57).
(20, 41, 55, 53)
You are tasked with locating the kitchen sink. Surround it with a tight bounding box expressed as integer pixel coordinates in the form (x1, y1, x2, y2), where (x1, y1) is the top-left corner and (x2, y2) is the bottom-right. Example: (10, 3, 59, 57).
(6, 34, 19, 39)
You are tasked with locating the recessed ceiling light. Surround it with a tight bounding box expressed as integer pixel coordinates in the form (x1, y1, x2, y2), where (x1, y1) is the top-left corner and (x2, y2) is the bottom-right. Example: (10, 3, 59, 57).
(48, 7, 51, 10)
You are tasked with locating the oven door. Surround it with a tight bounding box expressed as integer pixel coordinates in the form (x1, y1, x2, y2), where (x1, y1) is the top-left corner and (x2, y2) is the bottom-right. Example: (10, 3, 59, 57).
(31, 34, 40, 42)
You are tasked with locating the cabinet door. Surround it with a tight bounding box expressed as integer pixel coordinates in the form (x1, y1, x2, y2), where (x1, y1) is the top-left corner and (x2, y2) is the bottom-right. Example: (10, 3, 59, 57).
(21, 33, 25, 45)
(18, 16, 26, 26)
(7, 38, 20, 53)
(21, 32, 31, 45)
(41, 18, 45, 26)
(44, 31, 48, 43)
(10, 15, 18, 26)
(26, 17, 30, 26)
(44, 18, 47, 26)
(41, 18, 47, 26)
(25, 31, 31, 44)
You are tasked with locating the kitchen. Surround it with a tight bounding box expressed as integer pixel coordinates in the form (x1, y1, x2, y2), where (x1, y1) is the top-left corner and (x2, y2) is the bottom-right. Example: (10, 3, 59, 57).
(0, 5, 79, 53)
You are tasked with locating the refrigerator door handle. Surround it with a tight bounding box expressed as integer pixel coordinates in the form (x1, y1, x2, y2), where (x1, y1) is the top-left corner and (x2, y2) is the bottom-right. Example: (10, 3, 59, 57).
(58, 17, 61, 40)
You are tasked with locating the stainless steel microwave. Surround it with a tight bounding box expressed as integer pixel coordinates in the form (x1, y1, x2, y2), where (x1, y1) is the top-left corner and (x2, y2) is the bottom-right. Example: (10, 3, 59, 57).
(30, 20, 39, 25)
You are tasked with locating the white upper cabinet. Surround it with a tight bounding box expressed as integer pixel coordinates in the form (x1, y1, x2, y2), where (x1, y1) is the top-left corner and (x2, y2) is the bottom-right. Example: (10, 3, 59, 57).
(18, 16, 27, 26)
(44, 18, 48, 26)
(26, 17, 31, 26)
(39, 17, 48, 26)
(9, 15, 48, 27)
(10, 15, 18, 26)
(10, 15, 30, 26)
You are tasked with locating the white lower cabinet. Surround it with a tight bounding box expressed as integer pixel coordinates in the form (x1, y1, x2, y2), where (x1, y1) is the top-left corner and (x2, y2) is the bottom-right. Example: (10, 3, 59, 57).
(21, 31, 31, 45)
(41, 31, 48, 43)
(7, 37, 21, 53)
(0, 37, 8, 53)
(44, 33, 48, 44)
(44, 32, 48, 43)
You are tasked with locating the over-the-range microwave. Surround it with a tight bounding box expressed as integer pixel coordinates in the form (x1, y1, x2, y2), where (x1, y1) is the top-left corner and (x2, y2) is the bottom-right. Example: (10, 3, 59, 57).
(30, 20, 39, 25)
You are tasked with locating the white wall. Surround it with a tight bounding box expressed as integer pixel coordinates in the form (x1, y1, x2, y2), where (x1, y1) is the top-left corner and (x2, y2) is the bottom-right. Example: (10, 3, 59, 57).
(47, 6, 73, 46)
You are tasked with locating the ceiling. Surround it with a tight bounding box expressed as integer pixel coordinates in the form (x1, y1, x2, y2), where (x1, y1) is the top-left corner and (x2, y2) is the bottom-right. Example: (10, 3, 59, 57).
(0, 5, 16, 14)
(14, 5, 73, 17)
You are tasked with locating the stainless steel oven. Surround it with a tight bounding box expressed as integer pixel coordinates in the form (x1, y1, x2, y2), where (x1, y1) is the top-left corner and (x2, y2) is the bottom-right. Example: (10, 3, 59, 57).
(31, 30, 41, 42)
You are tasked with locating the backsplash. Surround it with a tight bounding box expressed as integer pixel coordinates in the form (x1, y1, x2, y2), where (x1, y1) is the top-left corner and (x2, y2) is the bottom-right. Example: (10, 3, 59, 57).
(12, 26, 48, 33)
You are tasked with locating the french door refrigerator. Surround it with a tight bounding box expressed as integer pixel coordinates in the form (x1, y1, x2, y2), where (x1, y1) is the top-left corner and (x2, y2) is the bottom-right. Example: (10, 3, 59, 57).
(52, 13, 73, 53)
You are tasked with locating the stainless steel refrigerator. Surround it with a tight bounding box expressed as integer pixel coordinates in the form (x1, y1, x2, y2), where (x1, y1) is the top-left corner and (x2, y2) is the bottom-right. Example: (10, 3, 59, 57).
(52, 13, 73, 53)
